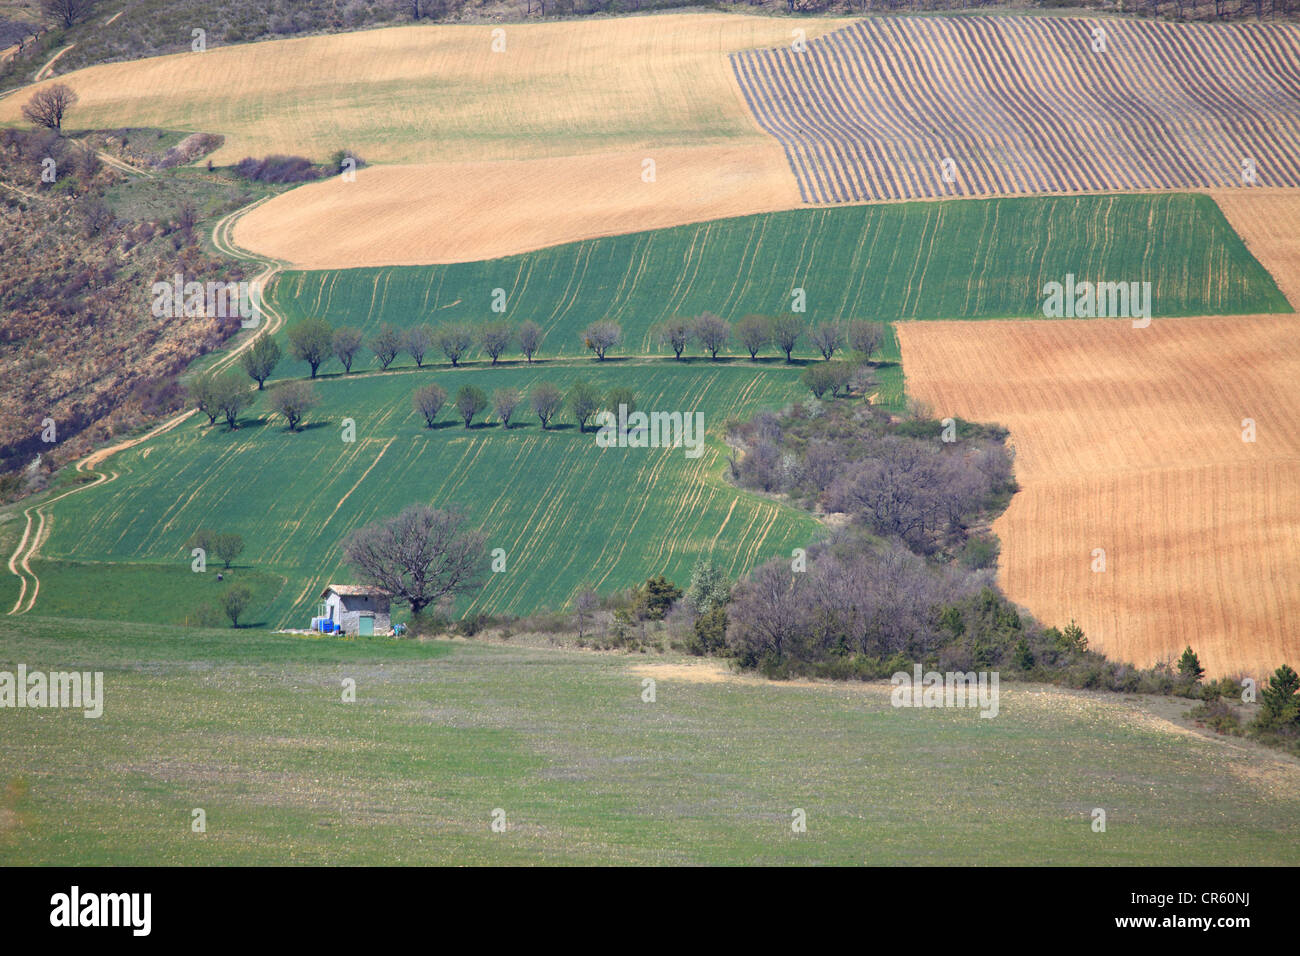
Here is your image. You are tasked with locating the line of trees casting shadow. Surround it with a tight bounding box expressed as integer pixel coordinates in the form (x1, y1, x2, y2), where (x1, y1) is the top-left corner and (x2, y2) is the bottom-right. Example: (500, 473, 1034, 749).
(185, 316, 893, 432)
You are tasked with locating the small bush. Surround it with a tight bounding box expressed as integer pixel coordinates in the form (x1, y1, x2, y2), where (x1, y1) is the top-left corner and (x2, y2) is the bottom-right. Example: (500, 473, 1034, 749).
(960, 533, 1000, 570)
(234, 154, 322, 183)
(1189, 699, 1243, 736)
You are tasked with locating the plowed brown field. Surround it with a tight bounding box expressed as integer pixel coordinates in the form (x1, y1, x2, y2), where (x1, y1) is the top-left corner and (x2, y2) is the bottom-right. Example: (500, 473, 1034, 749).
(897, 314, 1299, 678)
(1212, 189, 1300, 305)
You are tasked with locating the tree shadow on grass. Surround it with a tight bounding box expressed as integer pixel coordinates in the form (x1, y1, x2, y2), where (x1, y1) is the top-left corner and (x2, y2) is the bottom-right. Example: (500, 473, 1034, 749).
(226, 416, 272, 432)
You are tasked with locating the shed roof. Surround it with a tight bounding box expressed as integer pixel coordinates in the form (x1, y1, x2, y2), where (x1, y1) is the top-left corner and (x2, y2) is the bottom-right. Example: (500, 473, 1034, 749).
(322, 585, 390, 598)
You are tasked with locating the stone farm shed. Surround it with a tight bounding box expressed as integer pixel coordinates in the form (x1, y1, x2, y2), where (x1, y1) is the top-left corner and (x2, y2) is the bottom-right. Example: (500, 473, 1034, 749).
(321, 585, 392, 636)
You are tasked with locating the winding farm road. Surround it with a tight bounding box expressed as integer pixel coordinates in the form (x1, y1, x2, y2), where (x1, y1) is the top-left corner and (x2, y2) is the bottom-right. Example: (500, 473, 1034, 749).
(33, 43, 74, 81)
(5, 197, 288, 615)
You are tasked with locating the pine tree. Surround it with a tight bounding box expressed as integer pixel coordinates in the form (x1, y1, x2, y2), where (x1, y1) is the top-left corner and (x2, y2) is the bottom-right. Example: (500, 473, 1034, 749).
(637, 575, 682, 621)
(1177, 646, 1205, 684)
(1013, 638, 1035, 671)
(1257, 664, 1300, 730)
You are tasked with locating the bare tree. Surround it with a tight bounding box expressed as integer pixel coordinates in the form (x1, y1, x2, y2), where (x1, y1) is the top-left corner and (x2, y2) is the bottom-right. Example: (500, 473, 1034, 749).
(740, 440, 785, 492)
(268, 380, 319, 431)
(847, 320, 884, 361)
(455, 384, 487, 427)
(214, 371, 252, 430)
(492, 386, 524, 428)
(176, 201, 198, 243)
(369, 324, 404, 370)
(403, 324, 435, 367)
(810, 322, 844, 360)
(332, 326, 365, 373)
(772, 316, 804, 363)
(692, 312, 731, 360)
(518, 320, 544, 363)
(582, 320, 622, 360)
(413, 383, 448, 427)
(188, 372, 221, 425)
(531, 382, 563, 429)
(73, 141, 101, 180)
(726, 560, 804, 664)
(567, 379, 600, 432)
(735, 314, 772, 360)
(21, 84, 78, 132)
(41, 0, 95, 29)
(437, 322, 475, 366)
(575, 589, 598, 641)
(480, 321, 514, 365)
(78, 199, 112, 236)
(658, 317, 692, 360)
(343, 505, 487, 617)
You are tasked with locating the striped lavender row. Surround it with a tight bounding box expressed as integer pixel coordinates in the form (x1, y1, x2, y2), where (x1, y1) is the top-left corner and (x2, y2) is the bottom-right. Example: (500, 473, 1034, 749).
(731, 16, 1300, 203)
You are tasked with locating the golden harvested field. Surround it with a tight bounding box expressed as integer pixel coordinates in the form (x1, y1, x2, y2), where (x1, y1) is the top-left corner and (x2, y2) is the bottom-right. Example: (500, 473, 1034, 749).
(0, 15, 847, 164)
(232, 144, 804, 267)
(0, 14, 846, 265)
(897, 314, 1300, 679)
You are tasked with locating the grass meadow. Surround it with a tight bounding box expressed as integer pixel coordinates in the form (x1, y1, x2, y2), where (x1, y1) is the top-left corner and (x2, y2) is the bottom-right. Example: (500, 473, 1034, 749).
(34, 362, 820, 628)
(0, 617, 1296, 865)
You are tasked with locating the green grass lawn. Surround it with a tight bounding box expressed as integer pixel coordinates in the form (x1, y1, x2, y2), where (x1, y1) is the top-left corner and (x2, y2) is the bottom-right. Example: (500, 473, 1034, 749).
(22, 561, 287, 628)
(1, 617, 1296, 865)
(267, 192, 1289, 376)
(36, 361, 821, 628)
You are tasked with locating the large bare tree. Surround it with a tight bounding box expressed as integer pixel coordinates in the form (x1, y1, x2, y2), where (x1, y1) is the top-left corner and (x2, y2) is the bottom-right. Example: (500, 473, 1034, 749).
(21, 84, 78, 132)
(582, 320, 622, 361)
(41, 0, 95, 29)
(692, 312, 730, 361)
(268, 380, 318, 431)
(344, 505, 486, 616)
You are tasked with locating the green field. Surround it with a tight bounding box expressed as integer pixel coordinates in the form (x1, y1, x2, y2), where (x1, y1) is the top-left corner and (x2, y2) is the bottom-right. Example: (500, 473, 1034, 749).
(1, 617, 1296, 865)
(35, 362, 820, 628)
(12, 191, 1288, 629)
(18, 562, 288, 629)
(267, 193, 1289, 375)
